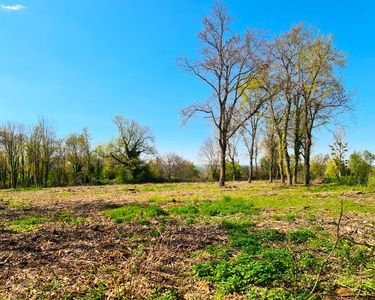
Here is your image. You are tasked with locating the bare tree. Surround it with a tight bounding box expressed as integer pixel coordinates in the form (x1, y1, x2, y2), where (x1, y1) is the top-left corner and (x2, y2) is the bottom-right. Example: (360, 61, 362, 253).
(180, 2, 268, 187)
(198, 137, 220, 181)
(227, 135, 240, 181)
(240, 113, 262, 183)
(156, 153, 198, 182)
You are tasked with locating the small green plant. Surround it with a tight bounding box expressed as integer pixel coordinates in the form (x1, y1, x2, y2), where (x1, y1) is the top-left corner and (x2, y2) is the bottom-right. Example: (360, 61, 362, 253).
(289, 229, 316, 244)
(79, 282, 106, 300)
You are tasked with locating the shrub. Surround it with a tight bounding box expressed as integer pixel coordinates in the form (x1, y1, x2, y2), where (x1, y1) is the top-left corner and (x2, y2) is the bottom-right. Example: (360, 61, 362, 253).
(348, 152, 372, 185)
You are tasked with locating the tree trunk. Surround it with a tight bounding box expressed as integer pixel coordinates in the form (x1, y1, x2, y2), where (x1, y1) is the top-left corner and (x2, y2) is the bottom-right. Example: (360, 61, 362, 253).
(278, 140, 285, 184)
(248, 159, 253, 183)
(232, 160, 236, 182)
(219, 149, 226, 187)
(269, 156, 274, 183)
(219, 135, 227, 187)
(304, 132, 312, 186)
(293, 154, 299, 184)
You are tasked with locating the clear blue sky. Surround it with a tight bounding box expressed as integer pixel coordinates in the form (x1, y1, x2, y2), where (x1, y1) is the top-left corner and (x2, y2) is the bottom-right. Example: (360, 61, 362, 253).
(0, 0, 374, 162)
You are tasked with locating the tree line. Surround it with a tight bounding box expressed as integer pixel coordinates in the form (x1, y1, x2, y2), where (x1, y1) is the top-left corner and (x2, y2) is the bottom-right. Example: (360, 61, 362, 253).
(0, 116, 199, 189)
(181, 2, 352, 186)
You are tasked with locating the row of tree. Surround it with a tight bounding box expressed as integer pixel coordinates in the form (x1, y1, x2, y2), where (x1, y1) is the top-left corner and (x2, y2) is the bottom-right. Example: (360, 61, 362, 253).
(0, 116, 199, 189)
(198, 129, 374, 186)
(0, 114, 372, 189)
(181, 3, 351, 186)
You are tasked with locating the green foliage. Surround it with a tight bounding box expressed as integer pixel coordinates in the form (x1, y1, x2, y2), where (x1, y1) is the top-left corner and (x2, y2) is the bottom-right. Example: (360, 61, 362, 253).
(79, 282, 106, 300)
(105, 204, 168, 224)
(310, 154, 329, 180)
(193, 249, 294, 294)
(324, 159, 340, 179)
(289, 229, 316, 244)
(348, 152, 372, 185)
(225, 161, 242, 181)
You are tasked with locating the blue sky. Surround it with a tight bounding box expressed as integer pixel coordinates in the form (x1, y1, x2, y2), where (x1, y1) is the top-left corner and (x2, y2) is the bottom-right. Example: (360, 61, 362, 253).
(0, 0, 374, 162)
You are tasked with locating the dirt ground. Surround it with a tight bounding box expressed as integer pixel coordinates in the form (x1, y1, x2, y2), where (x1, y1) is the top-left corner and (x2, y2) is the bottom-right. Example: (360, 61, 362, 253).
(0, 182, 374, 299)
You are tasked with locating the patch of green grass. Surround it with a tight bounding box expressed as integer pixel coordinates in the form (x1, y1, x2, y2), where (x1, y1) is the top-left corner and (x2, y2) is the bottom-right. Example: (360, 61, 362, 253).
(105, 203, 168, 224)
(168, 204, 199, 216)
(7, 199, 31, 209)
(42, 279, 60, 292)
(168, 196, 258, 220)
(78, 282, 106, 300)
(8, 215, 49, 232)
(205, 243, 233, 259)
(199, 196, 257, 216)
(273, 213, 296, 222)
(55, 212, 85, 224)
(289, 229, 316, 244)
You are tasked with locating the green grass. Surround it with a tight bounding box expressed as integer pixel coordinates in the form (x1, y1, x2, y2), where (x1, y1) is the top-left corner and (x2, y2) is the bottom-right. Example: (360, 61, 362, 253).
(55, 212, 85, 225)
(168, 196, 258, 218)
(8, 215, 49, 232)
(105, 203, 168, 224)
(7, 212, 85, 232)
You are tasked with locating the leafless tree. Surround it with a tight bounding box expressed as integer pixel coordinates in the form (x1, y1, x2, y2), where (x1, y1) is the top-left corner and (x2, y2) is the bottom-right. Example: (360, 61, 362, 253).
(180, 2, 268, 186)
(198, 137, 220, 181)
(240, 113, 262, 183)
(227, 134, 240, 181)
(156, 153, 198, 182)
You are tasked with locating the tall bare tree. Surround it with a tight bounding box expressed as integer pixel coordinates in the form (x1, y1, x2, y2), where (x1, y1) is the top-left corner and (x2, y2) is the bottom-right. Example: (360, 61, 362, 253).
(240, 113, 262, 183)
(180, 2, 268, 187)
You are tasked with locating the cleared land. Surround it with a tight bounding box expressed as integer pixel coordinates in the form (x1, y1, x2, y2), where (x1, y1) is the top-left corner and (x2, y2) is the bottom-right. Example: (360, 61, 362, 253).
(0, 181, 374, 299)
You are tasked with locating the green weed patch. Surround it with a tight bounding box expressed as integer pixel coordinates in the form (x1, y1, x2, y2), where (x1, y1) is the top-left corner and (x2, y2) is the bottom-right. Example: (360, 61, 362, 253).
(105, 203, 168, 224)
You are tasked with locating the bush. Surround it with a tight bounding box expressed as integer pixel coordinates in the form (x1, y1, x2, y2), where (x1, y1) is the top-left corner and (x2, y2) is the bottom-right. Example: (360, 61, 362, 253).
(348, 152, 372, 185)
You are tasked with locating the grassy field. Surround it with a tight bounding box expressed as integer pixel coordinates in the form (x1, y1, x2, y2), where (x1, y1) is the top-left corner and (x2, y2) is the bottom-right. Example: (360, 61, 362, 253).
(0, 181, 374, 299)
